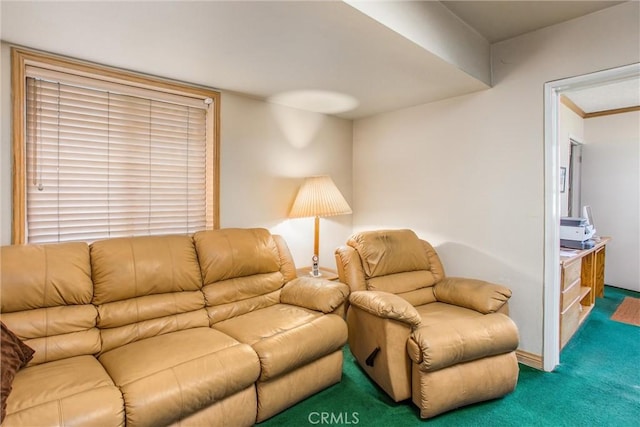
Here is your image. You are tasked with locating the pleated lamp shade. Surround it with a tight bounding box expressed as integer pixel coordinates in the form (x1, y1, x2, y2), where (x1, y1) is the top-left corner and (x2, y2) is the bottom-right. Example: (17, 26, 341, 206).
(289, 175, 352, 218)
(289, 175, 352, 277)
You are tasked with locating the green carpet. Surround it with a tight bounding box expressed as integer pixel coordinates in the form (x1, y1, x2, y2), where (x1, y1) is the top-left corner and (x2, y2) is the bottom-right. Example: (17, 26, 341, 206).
(262, 286, 640, 426)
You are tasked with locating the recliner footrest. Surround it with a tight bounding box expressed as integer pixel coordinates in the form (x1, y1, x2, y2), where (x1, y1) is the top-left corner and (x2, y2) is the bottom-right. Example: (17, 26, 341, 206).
(407, 313, 519, 372)
(412, 351, 519, 419)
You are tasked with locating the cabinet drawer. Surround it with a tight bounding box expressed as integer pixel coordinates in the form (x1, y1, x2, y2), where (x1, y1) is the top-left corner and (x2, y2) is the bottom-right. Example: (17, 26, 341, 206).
(562, 259, 582, 291)
(560, 300, 581, 348)
(561, 280, 581, 312)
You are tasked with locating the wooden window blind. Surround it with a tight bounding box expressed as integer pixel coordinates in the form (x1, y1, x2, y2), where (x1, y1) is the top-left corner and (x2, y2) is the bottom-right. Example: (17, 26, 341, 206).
(12, 48, 220, 244)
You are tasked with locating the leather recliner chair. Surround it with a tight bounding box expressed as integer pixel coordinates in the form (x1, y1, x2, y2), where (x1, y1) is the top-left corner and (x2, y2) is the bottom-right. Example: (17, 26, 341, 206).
(334, 229, 520, 418)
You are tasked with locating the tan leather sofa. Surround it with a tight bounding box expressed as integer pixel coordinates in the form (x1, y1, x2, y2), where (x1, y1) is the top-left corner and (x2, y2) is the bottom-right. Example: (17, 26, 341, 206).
(335, 229, 519, 419)
(1, 228, 349, 426)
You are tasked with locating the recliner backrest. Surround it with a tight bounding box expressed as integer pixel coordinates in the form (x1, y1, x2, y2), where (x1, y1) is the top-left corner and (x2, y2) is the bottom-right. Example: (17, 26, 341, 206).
(1, 242, 100, 366)
(193, 228, 297, 324)
(345, 229, 445, 306)
(90, 235, 208, 353)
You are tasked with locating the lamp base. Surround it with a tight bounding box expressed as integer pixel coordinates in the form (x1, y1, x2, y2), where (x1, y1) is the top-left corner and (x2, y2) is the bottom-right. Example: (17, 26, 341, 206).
(295, 266, 339, 281)
(311, 254, 320, 277)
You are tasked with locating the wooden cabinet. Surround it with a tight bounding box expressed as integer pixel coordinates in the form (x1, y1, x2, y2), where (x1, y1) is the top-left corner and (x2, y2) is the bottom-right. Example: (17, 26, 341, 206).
(594, 246, 607, 298)
(559, 237, 610, 350)
(559, 257, 587, 348)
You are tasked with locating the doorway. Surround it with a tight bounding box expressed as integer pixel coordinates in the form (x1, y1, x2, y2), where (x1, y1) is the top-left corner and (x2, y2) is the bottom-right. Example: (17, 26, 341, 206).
(543, 63, 640, 372)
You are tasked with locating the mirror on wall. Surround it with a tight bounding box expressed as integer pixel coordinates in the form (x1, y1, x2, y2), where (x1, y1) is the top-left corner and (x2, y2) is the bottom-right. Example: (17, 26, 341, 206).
(567, 140, 582, 217)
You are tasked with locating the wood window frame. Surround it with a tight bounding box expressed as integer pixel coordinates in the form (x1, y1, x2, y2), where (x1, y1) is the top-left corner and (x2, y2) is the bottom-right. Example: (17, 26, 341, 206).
(11, 47, 220, 244)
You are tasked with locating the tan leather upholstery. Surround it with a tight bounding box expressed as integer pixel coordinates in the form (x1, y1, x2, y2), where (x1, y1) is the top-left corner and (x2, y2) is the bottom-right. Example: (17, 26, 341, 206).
(434, 277, 512, 314)
(3, 356, 125, 427)
(91, 235, 209, 352)
(346, 230, 445, 296)
(89, 235, 259, 425)
(1, 228, 349, 426)
(280, 277, 349, 313)
(1, 243, 124, 426)
(335, 229, 519, 418)
(346, 307, 414, 400)
(255, 350, 343, 422)
(167, 387, 257, 427)
(194, 228, 349, 422)
(407, 313, 519, 371)
(1, 242, 93, 312)
(415, 301, 481, 325)
(349, 291, 422, 327)
(195, 228, 285, 323)
(411, 352, 519, 419)
(98, 328, 259, 427)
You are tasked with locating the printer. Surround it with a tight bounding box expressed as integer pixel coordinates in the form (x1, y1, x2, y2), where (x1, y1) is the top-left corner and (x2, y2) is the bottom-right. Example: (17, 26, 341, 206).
(560, 216, 595, 249)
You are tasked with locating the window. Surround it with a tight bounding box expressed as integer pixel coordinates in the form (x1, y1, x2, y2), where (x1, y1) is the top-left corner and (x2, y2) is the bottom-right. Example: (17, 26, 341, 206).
(12, 48, 220, 244)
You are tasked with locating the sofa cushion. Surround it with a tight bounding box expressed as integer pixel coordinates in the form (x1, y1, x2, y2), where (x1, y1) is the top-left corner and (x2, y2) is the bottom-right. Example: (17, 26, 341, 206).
(1, 243, 100, 365)
(194, 228, 281, 284)
(203, 273, 284, 308)
(2, 306, 101, 366)
(0, 322, 35, 423)
(98, 327, 260, 427)
(395, 286, 438, 307)
(194, 228, 288, 323)
(90, 235, 209, 352)
(91, 235, 203, 305)
(4, 355, 124, 426)
(206, 290, 282, 324)
(1, 242, 92, 313)
(368, 270, 437, 294)
(415, 302, 482, 326)
(348, 229, 429, 278)
(213, 304, 348, 380)
(347, 230, 444, 294)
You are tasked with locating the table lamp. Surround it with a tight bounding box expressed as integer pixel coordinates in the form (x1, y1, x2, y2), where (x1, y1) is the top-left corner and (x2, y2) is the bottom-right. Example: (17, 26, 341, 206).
(289, 175, 352, 277)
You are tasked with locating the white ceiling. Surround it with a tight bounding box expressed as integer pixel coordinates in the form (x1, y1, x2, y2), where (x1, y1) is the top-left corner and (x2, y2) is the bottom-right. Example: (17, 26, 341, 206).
(0, 1, 633, 119)
(441, 1, 627, 43)
(563, 78, 640, 114)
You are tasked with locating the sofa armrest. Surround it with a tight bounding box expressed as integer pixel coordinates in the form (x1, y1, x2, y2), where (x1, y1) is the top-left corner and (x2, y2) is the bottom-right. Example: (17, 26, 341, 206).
(280, 277, 349, 314)
(349, 291, 422, 328)
(433, 277, 512, 314)
(406, 313, 519, 372)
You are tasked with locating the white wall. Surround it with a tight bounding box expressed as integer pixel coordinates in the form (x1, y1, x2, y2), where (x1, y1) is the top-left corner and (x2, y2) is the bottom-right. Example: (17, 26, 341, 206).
(352, 2, 639, 356)
(0, 42, 354, 270)
(345, 0, 491, 85)
(582, 111, 640, 292)
(219, 92, 353, 269)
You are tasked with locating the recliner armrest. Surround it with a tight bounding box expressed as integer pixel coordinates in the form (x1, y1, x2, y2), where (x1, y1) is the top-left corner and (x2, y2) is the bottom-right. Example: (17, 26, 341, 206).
(349, 291, 422, 327)
(280, 277, 350, 313)
(407, 313, 519, 372)
(433, 277, 512, 314)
